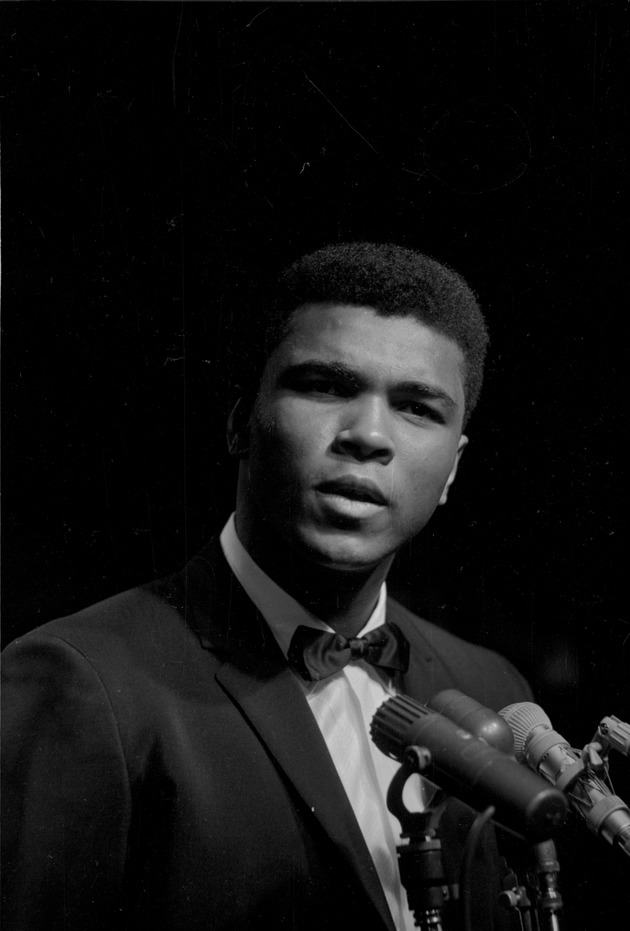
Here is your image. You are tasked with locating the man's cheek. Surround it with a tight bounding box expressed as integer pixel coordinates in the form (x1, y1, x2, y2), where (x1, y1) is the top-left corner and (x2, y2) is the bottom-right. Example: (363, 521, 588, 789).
(271, 431, 315, 470)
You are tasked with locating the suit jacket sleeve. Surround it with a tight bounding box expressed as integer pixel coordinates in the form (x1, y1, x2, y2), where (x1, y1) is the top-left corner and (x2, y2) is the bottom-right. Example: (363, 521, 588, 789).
(2, 632, 132, 930)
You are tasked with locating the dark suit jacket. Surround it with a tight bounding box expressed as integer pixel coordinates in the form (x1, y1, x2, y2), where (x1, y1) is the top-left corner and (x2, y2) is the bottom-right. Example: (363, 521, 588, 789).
(2, 539, 532, 931)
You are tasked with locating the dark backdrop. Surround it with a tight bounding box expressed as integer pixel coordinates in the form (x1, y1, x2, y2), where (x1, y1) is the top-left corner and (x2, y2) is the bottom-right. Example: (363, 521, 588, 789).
(2, 2, 629, 928)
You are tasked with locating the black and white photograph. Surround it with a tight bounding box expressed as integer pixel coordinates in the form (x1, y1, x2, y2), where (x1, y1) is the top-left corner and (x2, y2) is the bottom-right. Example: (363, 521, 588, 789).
(2, 2, 629, 929)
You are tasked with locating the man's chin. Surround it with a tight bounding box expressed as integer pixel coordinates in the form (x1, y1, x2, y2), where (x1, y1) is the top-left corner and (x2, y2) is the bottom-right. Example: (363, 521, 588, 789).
(300, 531, 394, 575)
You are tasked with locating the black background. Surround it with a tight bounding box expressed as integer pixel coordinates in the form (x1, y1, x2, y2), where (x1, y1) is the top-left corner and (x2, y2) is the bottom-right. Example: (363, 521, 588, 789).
(2, 2, 629, 928)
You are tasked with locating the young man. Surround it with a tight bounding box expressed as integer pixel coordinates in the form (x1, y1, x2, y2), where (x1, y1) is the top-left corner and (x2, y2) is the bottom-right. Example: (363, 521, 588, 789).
(2, 243, 532, 930)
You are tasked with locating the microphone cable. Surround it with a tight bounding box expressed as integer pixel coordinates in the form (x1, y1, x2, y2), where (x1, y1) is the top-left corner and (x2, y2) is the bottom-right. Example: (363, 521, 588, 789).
(459, 805, 496, 931)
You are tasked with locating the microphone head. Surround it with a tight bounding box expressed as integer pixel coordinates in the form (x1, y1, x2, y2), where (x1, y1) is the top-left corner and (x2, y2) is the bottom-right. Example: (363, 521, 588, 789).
(499, 702, 553, 762)
(370, 693, 432, 760)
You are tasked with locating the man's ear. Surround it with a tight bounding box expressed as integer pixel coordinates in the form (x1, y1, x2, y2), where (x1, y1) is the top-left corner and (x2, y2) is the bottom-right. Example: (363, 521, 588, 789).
(226, 395, 251, 459)
(439, 434, 468, 505)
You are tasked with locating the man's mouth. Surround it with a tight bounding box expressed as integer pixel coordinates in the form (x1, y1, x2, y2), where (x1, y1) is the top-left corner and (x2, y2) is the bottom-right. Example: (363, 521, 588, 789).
(316, 477, 388, 506)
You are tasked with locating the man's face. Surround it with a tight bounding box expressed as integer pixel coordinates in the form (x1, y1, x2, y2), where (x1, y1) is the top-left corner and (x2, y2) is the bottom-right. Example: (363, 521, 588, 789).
(238, 304, 468, 573)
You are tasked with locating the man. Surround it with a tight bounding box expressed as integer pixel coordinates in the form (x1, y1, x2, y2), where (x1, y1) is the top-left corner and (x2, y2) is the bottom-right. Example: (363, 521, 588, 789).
(2, 243, 532, 930)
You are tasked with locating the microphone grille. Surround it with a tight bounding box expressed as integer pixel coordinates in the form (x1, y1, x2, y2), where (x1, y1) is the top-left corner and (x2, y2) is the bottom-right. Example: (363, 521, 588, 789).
(370, 693, 431, 760)
(499, 702, 552, 762)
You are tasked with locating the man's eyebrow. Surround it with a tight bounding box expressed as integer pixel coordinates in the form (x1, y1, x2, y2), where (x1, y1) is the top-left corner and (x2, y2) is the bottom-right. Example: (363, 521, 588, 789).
(279, 360, 459, 410)
(395, 381, 458, 412)
(278, 360, 362, 385)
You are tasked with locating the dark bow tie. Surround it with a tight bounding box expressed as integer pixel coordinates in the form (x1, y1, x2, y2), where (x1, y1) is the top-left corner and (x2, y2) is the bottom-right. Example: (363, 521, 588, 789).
(287, 622, 409, 683)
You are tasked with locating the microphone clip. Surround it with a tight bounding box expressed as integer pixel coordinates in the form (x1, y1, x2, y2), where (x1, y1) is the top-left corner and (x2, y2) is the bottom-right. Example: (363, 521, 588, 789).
(385, 746, 453, 931)
(592, 715, 630, 760)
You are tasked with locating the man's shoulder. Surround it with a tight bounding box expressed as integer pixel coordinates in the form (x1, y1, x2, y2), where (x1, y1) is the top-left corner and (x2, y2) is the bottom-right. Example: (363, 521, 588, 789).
(387, 597, 533, 710)
(0, 550, 235, 734)
(3, 538, 227, 660)
(386, 596, 497, 661)
(5, 579, 180, 655)
(1, 537, 258, 687)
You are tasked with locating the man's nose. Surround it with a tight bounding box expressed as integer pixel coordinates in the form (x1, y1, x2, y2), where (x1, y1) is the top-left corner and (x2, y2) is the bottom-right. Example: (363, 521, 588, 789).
(331, 396, 395, 464)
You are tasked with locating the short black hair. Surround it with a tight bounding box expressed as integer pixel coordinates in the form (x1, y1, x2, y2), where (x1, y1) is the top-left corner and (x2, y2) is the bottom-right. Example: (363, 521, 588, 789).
(240, 241, 489, 424)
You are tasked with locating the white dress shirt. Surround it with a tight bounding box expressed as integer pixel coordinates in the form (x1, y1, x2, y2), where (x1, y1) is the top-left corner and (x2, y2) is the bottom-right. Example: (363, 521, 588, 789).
(220, 514, 425, 931)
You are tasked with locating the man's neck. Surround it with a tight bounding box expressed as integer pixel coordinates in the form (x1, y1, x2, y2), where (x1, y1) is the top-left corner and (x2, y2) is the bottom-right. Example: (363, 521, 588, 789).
(234, 515, 392, 639)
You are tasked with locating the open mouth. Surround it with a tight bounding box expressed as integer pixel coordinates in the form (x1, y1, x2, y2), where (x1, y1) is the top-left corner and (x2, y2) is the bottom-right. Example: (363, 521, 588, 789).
(316, 478, 388, 506)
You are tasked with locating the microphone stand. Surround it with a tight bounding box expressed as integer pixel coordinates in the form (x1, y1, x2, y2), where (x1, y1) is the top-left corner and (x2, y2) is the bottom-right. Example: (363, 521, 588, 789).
(386, 746, 563, 931)
(385, 746, 453, 931)
(498, 839, 563, 931)
(530, 840, 563, 931)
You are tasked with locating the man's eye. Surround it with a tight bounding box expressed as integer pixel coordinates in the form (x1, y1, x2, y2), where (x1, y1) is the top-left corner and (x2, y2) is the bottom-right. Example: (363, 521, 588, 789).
(300, 379, 345, 396)
(397, 400, 444, 423)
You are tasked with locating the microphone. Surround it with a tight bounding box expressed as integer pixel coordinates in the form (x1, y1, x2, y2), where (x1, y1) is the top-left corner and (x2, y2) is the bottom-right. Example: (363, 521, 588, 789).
(499, 702, 630, 858)
(427, 689, 515, 755)
(430, 691, 565, 923)
(370, 694, 568, 841)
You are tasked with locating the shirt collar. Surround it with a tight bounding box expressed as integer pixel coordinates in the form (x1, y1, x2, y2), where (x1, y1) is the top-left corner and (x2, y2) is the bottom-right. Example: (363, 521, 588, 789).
(219, 513, 387, 659)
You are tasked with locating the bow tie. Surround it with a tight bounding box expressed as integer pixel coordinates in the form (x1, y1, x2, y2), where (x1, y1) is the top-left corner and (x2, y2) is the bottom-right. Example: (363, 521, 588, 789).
(287, 622, 409, 683)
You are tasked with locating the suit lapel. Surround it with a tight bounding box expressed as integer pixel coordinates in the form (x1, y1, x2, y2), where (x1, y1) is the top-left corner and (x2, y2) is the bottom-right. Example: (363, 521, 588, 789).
(387, 599, 447, 705)
(183, 539, 397, 931)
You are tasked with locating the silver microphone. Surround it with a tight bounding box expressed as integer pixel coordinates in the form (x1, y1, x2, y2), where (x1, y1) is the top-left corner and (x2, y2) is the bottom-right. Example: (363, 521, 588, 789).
(499, 701, 630, 858)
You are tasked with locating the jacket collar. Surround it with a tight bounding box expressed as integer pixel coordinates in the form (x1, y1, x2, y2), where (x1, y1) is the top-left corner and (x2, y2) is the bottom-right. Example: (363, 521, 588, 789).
(177, 537, 397, 931)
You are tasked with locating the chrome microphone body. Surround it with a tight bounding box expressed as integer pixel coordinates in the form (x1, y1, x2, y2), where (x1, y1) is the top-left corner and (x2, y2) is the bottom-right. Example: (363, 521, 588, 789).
(499, 702, 630, 858)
